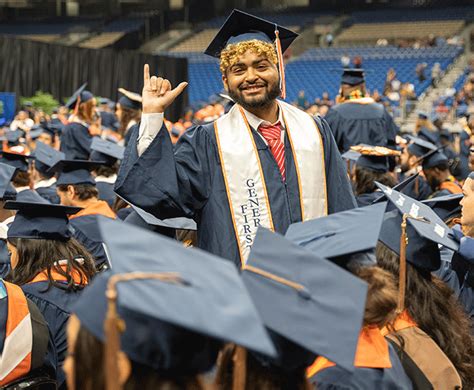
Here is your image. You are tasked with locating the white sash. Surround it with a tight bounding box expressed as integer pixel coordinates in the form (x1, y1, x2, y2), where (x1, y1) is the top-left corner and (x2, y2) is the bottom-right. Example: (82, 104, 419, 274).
(214, 101, 327, 265)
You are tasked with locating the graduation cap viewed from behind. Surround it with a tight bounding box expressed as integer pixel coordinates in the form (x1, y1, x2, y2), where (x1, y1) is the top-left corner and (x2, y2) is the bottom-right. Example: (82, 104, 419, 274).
(49, 159, 104, 186)
(0, 162, 17, 200)
(65, 83, 94, 110)
(72, 217, 276, 388)
(0, 151, 31, 172)
(243, 227, 367, 372)
(205, 9, 298, 99)
(351, 144, 400, 173)
(340, 68, 366, 86)
(118, 88, 142, 111)
(90, 137, 125, 166)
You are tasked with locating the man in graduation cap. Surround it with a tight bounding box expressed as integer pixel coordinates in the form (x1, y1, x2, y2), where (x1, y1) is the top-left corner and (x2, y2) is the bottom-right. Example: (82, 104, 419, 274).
(324, 68, 399, 154)
(115, 9, 355, 266)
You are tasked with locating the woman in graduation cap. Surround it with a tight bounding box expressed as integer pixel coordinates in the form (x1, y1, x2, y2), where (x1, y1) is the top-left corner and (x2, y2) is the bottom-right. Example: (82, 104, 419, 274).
(4, 201, 96, 389)
(61, 84, 101, 160)
(115, 9, 356, 267)
(116, 88, 142, 146)
(376, 185, 474, 388)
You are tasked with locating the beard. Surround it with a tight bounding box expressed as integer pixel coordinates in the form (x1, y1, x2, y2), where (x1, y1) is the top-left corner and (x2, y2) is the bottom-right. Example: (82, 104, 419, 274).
(228, 80, 280, 111)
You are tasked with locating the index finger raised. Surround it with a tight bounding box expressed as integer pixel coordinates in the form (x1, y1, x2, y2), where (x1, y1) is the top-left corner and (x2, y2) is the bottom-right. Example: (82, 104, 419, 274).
(144, 64, 150, 87)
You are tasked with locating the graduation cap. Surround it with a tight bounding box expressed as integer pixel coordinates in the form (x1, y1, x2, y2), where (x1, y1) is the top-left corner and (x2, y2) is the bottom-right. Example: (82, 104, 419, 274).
(90, 137, 125, 166)
(3, 130, 24, 145)
(0, 162, 17, 201)
(417, 145, 448, 169)
(49, 160, 104, 186)
(243, 228, 367, 372)
(0, 151, 31, 172)
(418, 128, 439, 145)
(15, 189, 50, 203)
(117, 88, 142, 111)
(371, 172, 420, 204)
(72, 218, 275, 387)
(406, 135, 437, 157)
(65, 83, 94, 110)
(5, 201, 81, 240)
(351, 144, 400, 173)
(286, 202, 387, 268)
(33, 142, 65, 175)
(340, 68, 366, 86)
(204, 9, 298, 99)
(28, 126, 44, 140)
(421, 193, 463, 222)
(128, 203, 196, 231)
(341, 149, 361, 162)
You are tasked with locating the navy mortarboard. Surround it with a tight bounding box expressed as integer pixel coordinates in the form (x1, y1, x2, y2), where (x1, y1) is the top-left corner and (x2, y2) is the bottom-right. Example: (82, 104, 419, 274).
(117, 88, 142, 111)
(406, 135, 437, 157)
(351, 144, 400, 173)
(0, 151, 30, 172)
(0, 162, 17, 200)
(90, 137, 125, 166)
(65, 83, 94, 110)
(371, 172, 420, 204)
(49, 159, 104, 186)
(33, 142, 65, 175)
(3, 130, 24, 145)
(340, 68, 365, 86)
(422, 193, 463, 222)
(4, 201, 81, 240)
(204, 9, 298, 98)
(128, 203, 197, 231)
(72, 217, 275, 388)
(28, 126, 44, 140)
(286, 202, 387, 268)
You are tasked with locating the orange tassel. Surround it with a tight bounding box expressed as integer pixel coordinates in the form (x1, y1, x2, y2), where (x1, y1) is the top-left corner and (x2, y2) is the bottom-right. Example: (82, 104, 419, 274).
(275, 28, 286, 100)
(397, 214, 408, 314)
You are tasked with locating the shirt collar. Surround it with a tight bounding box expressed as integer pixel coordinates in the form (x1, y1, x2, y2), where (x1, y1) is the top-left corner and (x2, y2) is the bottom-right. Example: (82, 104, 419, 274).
(240, 102, 285, 131)
(94, 174, 117, 184)
(34, 177, 57, 189)
(14, 186, 30, 193)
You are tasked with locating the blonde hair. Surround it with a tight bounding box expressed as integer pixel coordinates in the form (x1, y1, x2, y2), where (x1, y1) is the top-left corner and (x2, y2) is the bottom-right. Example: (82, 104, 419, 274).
(219, 40, 277, 74)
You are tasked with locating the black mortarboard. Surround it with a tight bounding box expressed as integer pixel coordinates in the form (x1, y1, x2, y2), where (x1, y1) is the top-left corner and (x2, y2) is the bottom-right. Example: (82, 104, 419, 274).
(341, 68, 365, 86)
(0, 152, 30, 172)
(65, 83, 94, 110)
(90, 137, 124, 166)
(243, 228, 367, 371)
(286, 202, 387, 268)
(33, 142, 65, 175)
(422, 193, 463, 222)
(204, 9, 298, 59)
(5, 201, 81, 240)
(117, 88, 142, 111)
(376, 182, 458, 271)
(72, 218, 275, 376)
(129, 203, 197, 230)
(0, 162, 17, 201)
(49, 160, 103, 186)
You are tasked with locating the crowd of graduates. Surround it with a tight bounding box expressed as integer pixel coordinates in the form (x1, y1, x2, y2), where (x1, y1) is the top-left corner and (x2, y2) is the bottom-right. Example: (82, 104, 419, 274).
(0, 8, 473, 390)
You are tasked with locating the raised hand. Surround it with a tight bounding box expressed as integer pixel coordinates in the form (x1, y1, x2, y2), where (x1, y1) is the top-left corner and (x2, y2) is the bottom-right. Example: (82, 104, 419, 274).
(142, 64, 188, 114)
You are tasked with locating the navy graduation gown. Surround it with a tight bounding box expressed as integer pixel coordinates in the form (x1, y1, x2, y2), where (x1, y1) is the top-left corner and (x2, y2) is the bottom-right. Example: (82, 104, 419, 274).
(115, 116, 356, 266)
(36, 185, 60, 204)
(325, 101, 398, 153)
(96, 181, 116, 207)
(398, 173, 432, 201)
(310, 343, 413, 390)
(22, 281, 83, 388)
(356, 192, 380, 207)
(99, 111, 118, 130)
(60, 122, 92, 160)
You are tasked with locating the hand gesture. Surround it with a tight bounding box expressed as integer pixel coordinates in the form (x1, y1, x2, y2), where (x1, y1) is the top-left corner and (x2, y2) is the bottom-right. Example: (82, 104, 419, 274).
(142, 64, 188, 114)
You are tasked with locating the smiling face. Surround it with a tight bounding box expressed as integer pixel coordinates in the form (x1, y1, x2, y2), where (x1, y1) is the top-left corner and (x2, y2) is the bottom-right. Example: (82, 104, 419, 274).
(221, 41, 280, 111)
(461, 177, 474, 232)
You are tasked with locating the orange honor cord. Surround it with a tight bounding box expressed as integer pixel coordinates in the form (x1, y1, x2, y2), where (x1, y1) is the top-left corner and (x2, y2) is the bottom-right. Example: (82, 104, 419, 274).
(104, 272, 184, 390)
(397, 214, 408, 314)
(274, 28, 286, 100)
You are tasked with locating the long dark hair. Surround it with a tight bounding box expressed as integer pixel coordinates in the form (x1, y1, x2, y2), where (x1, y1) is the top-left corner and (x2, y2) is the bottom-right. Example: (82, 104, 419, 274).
(7, 237, 96, 291)
(118, 106, 141, 138)
(354, 166, 397, 196)
(73, 325, 210, 390)
(376, 242, 474, 387)
(77, 100, 96, 124)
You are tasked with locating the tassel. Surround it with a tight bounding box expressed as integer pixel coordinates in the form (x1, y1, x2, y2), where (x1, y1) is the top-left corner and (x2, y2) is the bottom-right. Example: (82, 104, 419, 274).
(397, 214, 408, 314)
(73, 95, 81, 117)
(232, 345, 247, 390)
(274, 27, 286, 100)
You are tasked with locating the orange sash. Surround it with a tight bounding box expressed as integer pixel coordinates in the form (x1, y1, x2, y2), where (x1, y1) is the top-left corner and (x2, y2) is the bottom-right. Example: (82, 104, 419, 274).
(29, 265, 88, 286)
(439, 180, 462, 195)
(69, 200, 116, 220)
(307, 326, 391, 378)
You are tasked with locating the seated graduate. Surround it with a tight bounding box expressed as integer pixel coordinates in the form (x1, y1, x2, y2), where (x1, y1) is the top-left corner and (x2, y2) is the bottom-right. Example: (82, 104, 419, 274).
(4, 201, 96, 389)
(286, 203, 413, 390)
(116, 88, 142, 146)
(51, 159, 117, 270)
(31, 141, 65, 204)
(60, 84, 101, 160)
(64, 217, 275, 390)
(0, 279, 57, 389)
(215, 228, 368, 390)
(376, 184, 474, 389)
(27, 123, 60, 150)
(90, 137, 125, 208)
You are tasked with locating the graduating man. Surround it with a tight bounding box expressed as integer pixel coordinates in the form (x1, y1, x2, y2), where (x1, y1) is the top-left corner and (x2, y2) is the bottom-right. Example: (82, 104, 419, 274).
(115, 10, 355, 266)
(325, 69, 399, 153)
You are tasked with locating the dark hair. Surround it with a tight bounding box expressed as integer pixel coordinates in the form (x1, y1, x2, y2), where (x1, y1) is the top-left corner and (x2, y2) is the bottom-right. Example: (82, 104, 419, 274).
(94, 163, 118, 178)
(425, 161, 449, 171)
(7, 237, 95, 290)
(57, 184, 98, 201)
(12, 170, 31, 187)
(354, 166, 397, 196)
(73, 325, 209, 390)
(376, 242, 474, 388)
(215, 344, 311, 390)
(350, 265, 398, 327)
(118, 106, 141, 138)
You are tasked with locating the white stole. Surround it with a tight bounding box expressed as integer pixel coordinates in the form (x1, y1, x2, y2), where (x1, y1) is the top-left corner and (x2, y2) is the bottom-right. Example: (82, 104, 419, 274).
(214, 101, 327, 265)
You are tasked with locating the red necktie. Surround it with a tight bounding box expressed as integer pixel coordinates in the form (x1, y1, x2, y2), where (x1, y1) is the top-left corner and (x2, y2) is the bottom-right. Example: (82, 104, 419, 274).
(259, 122, 285, 180)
